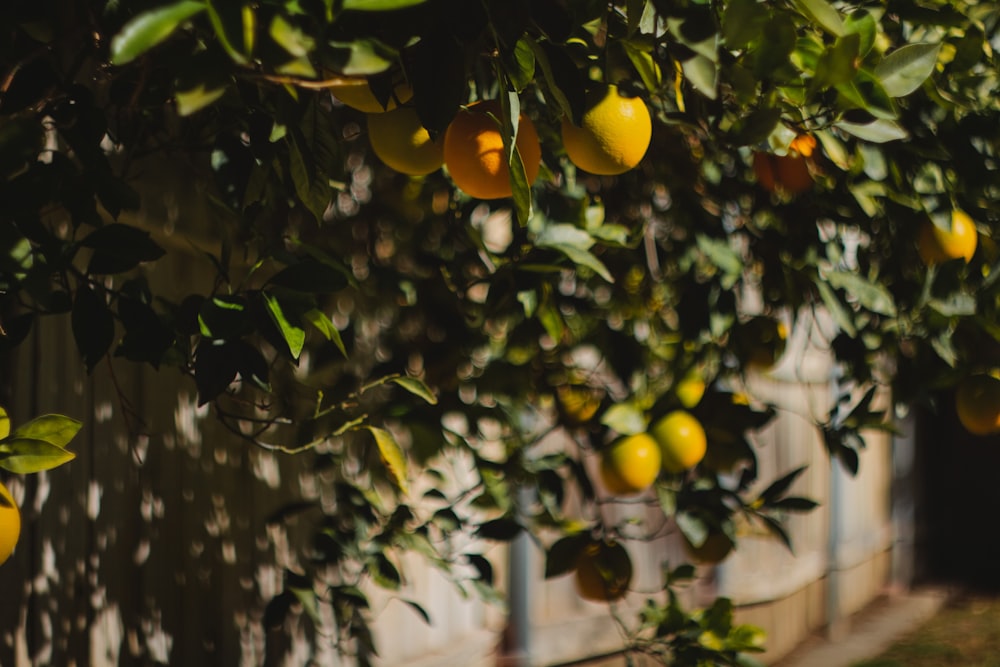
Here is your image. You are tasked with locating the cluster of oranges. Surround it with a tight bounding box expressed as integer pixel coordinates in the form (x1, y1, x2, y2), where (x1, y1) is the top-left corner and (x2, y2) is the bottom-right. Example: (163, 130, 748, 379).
(329, 78, 653, 197)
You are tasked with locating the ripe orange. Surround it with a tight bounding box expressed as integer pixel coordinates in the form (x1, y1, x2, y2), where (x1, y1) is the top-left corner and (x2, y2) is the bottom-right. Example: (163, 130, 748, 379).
(599, 433, 661, 496)
(561, 84, 652, 176)
(329, 77, 413, 113)
(735, 316, 788, 371)
(955, 373, 1000, 436)
(0, 480, 20, 566)
(650, 410, 707, 474)
(443, 100, 541, 200)
(753, 135, 816, 195)
(917, 210, 978, 265)
(683, 530, 734, 565)
(574, 538, 633, 603)
(674, 371, 707, 409)
(367, 107, 444, 176)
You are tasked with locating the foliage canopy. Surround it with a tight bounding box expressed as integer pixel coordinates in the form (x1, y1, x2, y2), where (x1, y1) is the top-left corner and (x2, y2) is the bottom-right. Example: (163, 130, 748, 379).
(1, 0, 999, 662)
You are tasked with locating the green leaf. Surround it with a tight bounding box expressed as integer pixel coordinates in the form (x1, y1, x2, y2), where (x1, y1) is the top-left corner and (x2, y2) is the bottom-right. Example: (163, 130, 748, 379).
(874, 42, 941, 97)
(696, 235, 743, 285)
(622, 39, 661, 93)
(268, 14, 314, 58)
(390, 376, 438, 405)
(814, 279, 857, 337)
(0, 408, 9, 440)
(544, 532, 589, 579)
(681, 54, 718, 100)
(0, 437, 76, 473)
(205, 1, 252, 64)
(722, 0, 770, 50)
(402, 599, 431, 625)
(503, 38, 536, 93)
(72, 286, 114, 373)
(11, 414, 82, 448)
(758, 465, 807, 505)
(791, 0, 845, 37)
(328, 38, 397, 76)
(835, 118, 908, 143)
(825, 270, 897, 316)
(836, 69, 896, 119)
(303, 309, 346, 357)
(844, 9, 876, 57)
(110, 1, 206, 65)
(289, 586, 322, 625)
(175, 83, 228, 116)
(600, 402, 647, 436)
(365, 426, 408, 494)
(341, 0, 428, 10)
(813, 33, 860, 90)
(81, 224, 166, 274)
(368, 552, 402, 590)
(262, 292, 306, 360)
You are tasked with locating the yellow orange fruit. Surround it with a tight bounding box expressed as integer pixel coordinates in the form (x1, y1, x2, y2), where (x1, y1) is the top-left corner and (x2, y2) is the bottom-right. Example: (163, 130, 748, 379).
(599, 433, 661, 496)
(574, 539, 633, 603)
(674, 371, 707, 409)
(0, 481, 20, 566)
(917, 210, 978, 265)
(443, 100, 541, 200)
(367, 107, 444, 176)
(329, 78, 413, 113)
(561, 84, 652, 176)
(955, 373, 1000, 436)
(650, 410, 707, 474)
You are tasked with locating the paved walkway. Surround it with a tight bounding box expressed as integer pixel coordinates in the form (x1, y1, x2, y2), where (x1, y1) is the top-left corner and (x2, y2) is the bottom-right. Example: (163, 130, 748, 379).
(772, 587, 952, 667)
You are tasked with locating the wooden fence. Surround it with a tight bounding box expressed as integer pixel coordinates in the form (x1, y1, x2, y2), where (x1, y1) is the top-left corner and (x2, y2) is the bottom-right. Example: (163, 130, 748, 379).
(1, 296, 899, 667)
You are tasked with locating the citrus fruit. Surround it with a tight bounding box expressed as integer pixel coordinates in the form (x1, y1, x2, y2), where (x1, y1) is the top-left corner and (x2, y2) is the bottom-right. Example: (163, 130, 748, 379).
(917, 210, 978, 265)
(735, 316, 788, 371)
(0, 480, 21, 566)
(955, 373, 1000, 436)
(367, 107, 444, 176)
(674, 371, 706, 409)
(753, 135, 816, 195)
(574, 538, 633, 603)
(561, 84, 652, 176)
(443, 100, 541, 200)
(556, 385, 602, 426)
(650, 410, 707, 474)
(599, 433, 661, 495)
(329, 77, 413, 113)
(683, 530, 734, 565)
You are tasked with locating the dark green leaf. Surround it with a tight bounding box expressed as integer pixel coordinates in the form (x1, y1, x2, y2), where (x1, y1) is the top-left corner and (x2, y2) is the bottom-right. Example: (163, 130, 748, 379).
(544, 532, 589, 579)
(758, 465, 807, 505)
(402, 599, 431, 625)
(368, 552, 402, 590)
(466, 553, 493, 586)
(476, 517, 523, 542)
(81, 224, 165, 274)
(72, 286, 114, 372)
(722, 0, 770, 50)
(268, 259, 349, 293)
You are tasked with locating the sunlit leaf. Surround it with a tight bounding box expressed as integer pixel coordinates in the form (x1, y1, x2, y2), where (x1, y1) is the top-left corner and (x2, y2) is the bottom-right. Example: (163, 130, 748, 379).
(365, 426, 408, 494)
(0, 437, 76, 473)
(875, 42, 941, 97)
(390, 376, 438, 405)
(110, 1, 206, 65)
(791, 0, 845, 37)
(262, 292, 306, 360)
(11, 414, 82, 448)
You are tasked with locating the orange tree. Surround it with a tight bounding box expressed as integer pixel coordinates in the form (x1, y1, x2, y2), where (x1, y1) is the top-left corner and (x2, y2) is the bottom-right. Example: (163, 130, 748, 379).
(1, 0, 999, 663)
